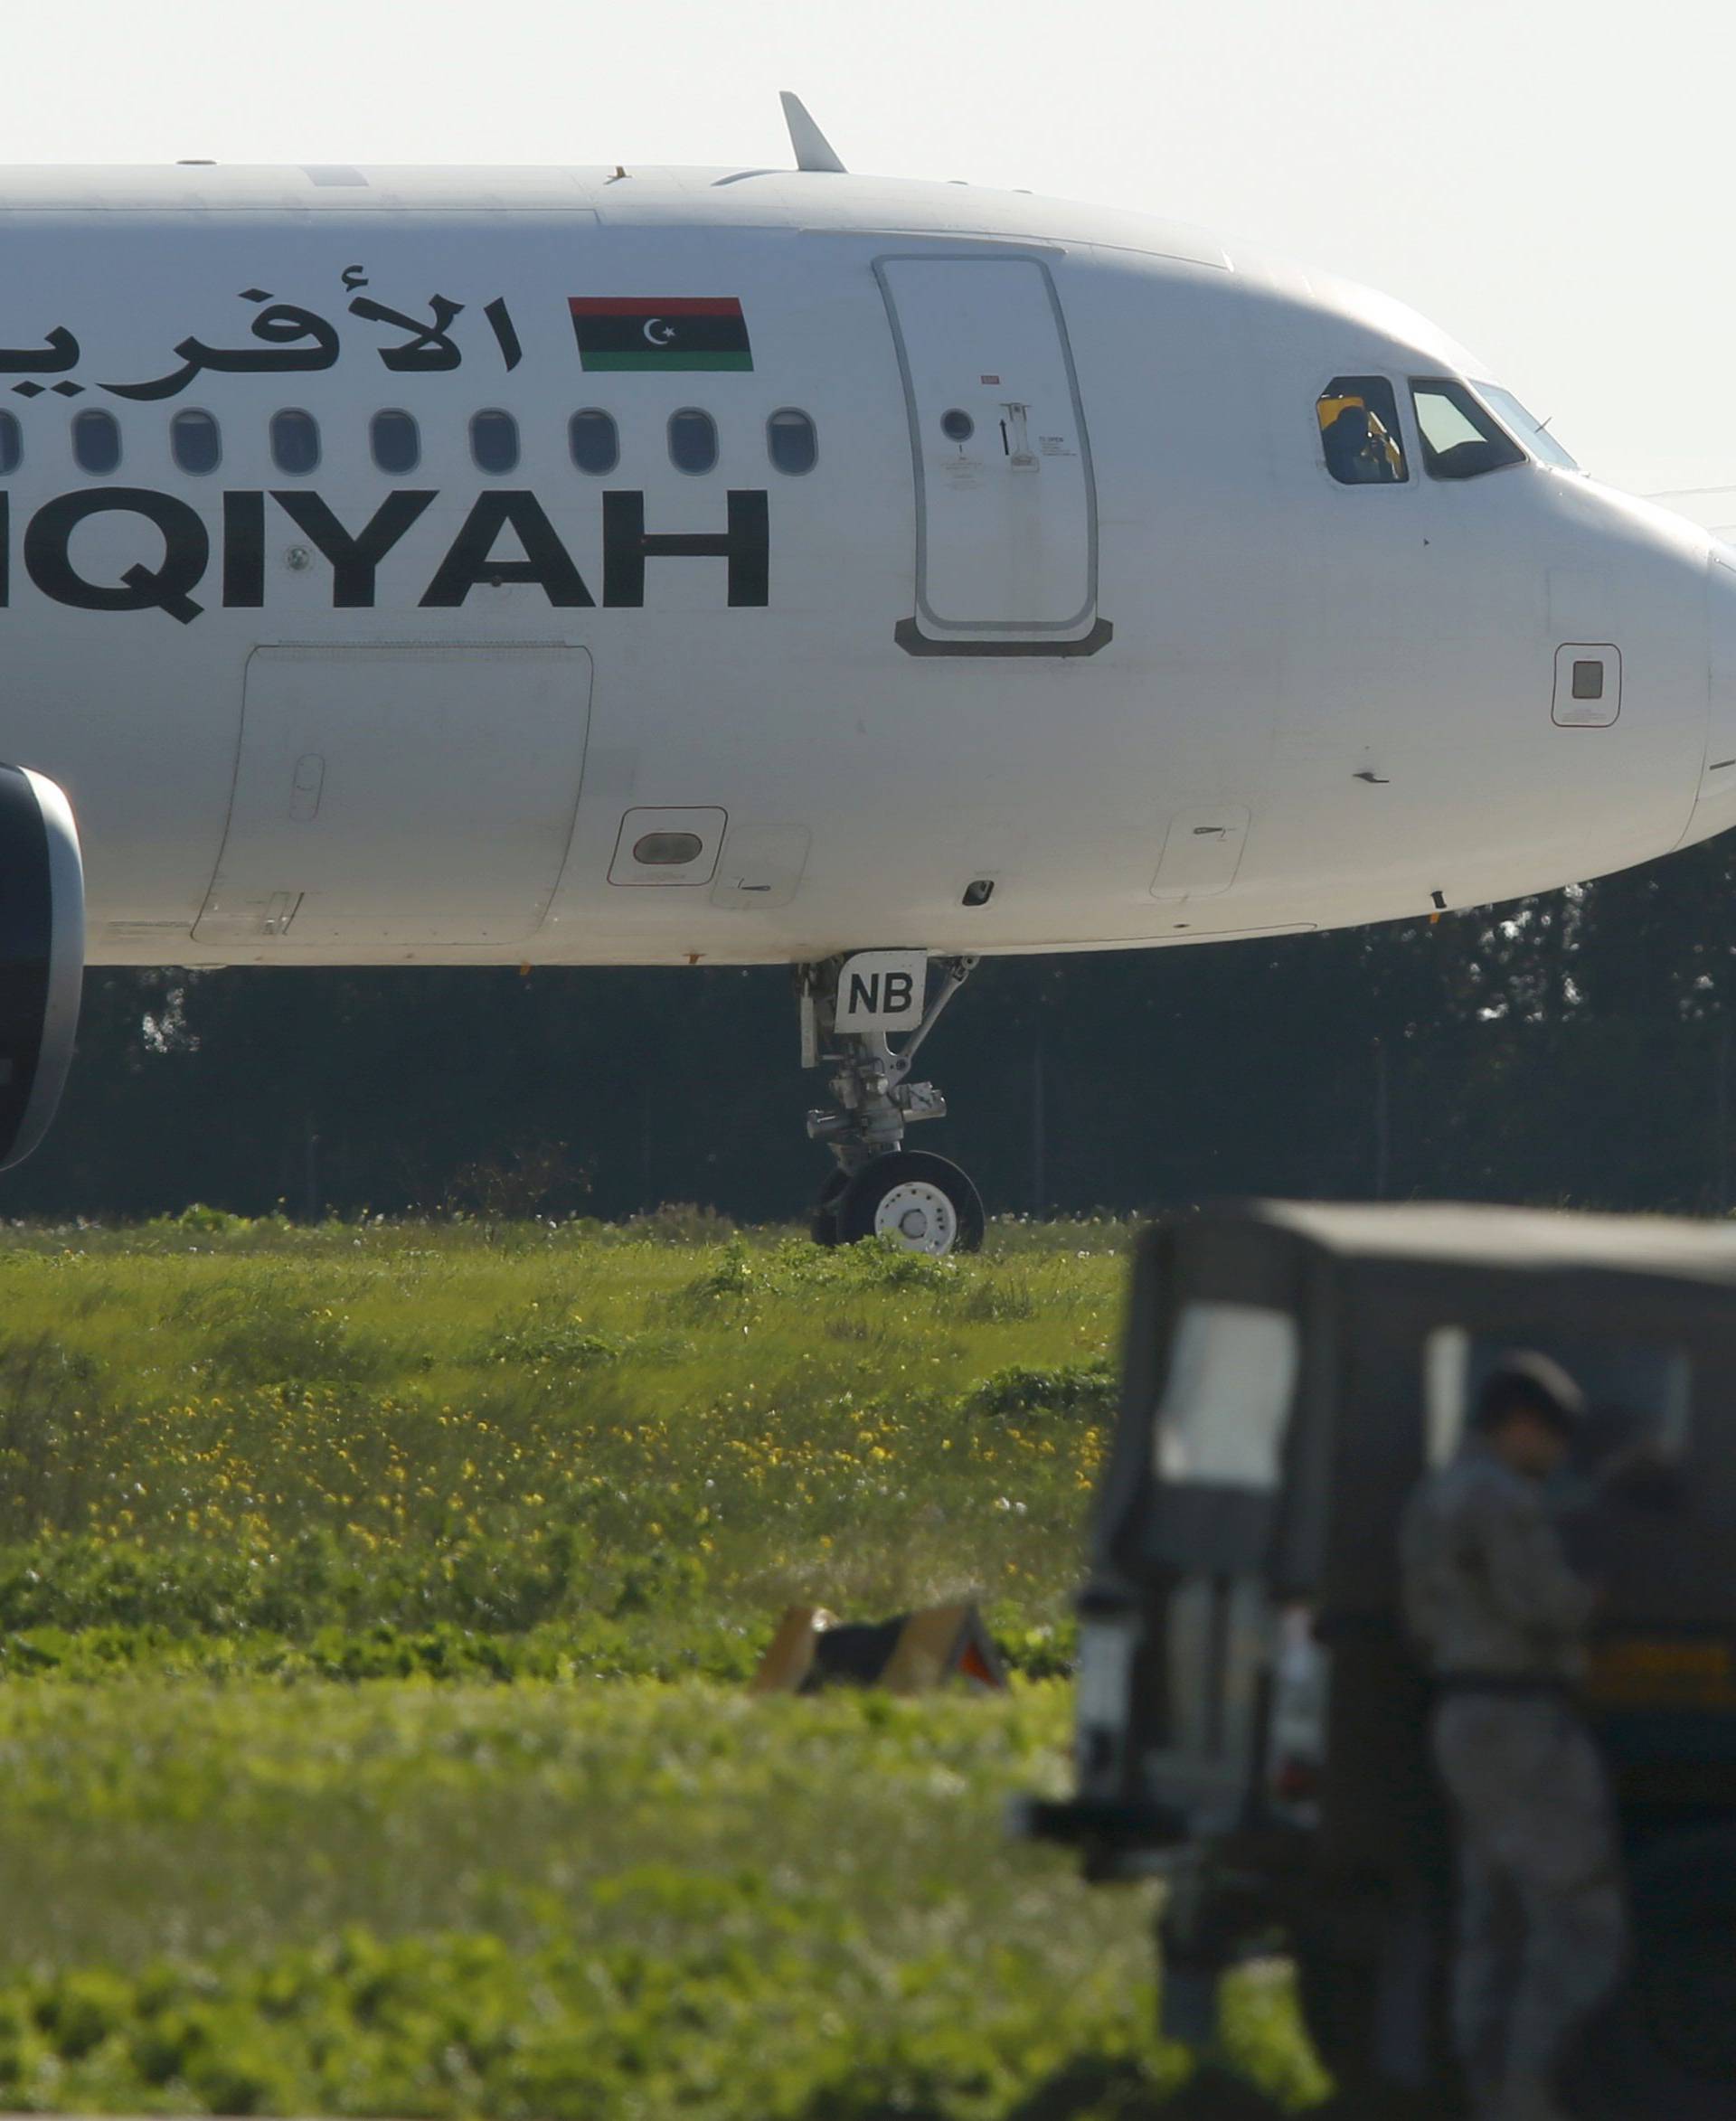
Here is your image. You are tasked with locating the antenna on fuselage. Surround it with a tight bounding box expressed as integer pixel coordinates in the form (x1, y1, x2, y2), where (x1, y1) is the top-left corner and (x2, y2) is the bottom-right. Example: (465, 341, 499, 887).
(780, 91, 847, 174)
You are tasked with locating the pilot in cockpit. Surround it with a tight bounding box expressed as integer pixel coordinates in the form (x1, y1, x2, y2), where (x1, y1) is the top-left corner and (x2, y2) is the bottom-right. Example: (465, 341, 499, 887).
(1323, 401, 1402, 485)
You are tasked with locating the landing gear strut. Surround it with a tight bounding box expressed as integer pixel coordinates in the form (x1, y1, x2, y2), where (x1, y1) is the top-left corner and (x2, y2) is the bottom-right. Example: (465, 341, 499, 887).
(798, 952, 985, 1255)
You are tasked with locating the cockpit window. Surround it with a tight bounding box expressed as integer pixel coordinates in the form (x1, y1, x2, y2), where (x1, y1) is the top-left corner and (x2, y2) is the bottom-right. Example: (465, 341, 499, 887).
(1475, 383, 1580, 471)
(1316, 376, 1408, 485)
(1410, 378, 1525, 480)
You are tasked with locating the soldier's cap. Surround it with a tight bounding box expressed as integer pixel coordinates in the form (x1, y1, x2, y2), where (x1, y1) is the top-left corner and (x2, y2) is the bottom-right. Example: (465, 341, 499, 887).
(1474, 1350, 1587, 1435)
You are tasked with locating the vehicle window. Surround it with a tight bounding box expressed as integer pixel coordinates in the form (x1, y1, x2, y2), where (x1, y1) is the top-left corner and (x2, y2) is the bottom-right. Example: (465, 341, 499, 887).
(470, 410, 519, 475)
(1316, 376, 1407, 485)
(569, 409, 618, 476)
(1475, 382, 1580, 471)
(371, 410, 420, 476)
(0, 411, 17, 476)
(1153, 1302, 1300, 1491)
(1410, 378, 1525, 480)
(1425, 1326, 1691, 1471)
(270, 410, 320, 476)
(668, 408, 718, 475)
(72, 409, 121, 475)
(170, 410, 221, 476)
(767, 408, 817, 476)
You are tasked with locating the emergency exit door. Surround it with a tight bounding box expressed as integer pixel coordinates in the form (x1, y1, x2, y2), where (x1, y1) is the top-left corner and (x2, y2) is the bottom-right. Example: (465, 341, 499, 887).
(193, 643, 590, 947)
(876, 255, 1104, 652)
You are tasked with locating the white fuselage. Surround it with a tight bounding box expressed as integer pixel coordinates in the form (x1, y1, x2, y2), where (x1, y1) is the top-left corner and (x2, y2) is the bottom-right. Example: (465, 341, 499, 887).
(0, 162, 1730, 968)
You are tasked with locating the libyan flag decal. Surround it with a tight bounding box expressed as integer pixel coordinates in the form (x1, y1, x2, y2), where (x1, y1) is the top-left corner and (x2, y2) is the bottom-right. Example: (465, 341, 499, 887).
(569, 297, 753, 372)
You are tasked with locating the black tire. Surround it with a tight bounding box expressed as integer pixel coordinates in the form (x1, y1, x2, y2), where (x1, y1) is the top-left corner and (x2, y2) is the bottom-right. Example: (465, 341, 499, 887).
(1295, 1950, 1382, 2096)
(809, 1167, 850, 1248)
(1560, 1825, 1736, 2121)
(1294, 1886, 1458, 2114)
(836, 1151, 985, 1255)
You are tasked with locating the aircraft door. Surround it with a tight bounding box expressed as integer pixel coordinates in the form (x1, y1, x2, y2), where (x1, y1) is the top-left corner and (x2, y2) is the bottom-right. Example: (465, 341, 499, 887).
(876, 256, 1105, 653)
(193, 643, 590, 947)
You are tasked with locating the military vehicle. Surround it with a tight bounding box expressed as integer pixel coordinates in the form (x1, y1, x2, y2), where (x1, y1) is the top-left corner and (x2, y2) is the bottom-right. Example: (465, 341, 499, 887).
(1019, 1202, 1736, 2116)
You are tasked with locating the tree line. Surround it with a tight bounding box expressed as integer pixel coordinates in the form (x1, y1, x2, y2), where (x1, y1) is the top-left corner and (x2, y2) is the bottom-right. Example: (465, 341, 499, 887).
(16, 832, 1736, 1223)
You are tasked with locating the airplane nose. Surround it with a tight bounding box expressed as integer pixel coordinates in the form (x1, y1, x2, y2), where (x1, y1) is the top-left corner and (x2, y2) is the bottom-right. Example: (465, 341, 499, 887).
(1686, 550, 1736, 845)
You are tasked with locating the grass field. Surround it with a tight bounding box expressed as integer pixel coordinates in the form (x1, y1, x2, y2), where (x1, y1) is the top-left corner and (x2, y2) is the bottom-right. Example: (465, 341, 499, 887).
(0, 1212, 1326, 2116)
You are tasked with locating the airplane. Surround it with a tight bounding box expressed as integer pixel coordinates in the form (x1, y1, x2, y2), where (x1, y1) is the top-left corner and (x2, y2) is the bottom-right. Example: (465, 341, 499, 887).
(0, 92, 1730, 1255)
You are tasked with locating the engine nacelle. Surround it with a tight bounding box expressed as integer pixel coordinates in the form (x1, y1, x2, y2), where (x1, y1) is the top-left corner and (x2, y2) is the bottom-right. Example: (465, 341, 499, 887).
(0, 767, 83, 1172)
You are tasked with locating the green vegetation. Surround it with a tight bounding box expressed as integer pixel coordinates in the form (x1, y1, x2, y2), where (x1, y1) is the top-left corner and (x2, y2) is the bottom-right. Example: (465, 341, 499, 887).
(0, 1218, 1326, 2115)
(0, 1216, 1127, 1669)
(0, 1682, 1324, 2117)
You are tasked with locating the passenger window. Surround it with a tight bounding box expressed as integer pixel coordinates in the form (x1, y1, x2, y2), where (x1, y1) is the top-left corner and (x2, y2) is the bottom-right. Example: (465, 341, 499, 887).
(371, 410, 420, 476)
(668, 408, 718, 475)
(1410, 378, 1525, 480)
(767, 408, 817, 476)
(0, 411, 21, 476)
(270, 409, 320, 476)
(470, 410, 519, 475)
(569, 409, 618, 476)
(73, 409, 121, 476)
(1316, 376, 1407, 485)
(171, 410, 221, 476)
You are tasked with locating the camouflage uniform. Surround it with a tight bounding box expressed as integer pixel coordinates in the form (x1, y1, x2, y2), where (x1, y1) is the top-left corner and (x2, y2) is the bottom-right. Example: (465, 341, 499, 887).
(1400, 1439, 1626, 2120)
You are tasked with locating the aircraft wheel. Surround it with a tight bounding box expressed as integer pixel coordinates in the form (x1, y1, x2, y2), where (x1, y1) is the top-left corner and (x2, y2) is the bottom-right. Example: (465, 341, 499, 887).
(810, 1167, 850, 1248)
(836, 1151, 984, 1256)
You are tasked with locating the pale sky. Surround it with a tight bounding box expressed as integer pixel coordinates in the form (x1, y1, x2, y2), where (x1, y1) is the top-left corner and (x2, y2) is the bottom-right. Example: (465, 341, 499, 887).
(8, 0, 1733, 510)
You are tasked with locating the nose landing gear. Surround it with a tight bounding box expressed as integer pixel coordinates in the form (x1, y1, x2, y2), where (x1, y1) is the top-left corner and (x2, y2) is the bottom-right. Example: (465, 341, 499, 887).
(828, 1148, 984, 1254)
(799, 953, 985, 1254)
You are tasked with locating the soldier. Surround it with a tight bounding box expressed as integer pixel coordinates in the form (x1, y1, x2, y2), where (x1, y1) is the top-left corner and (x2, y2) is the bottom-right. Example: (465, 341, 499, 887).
(1400, 1353, 1627, 2121)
